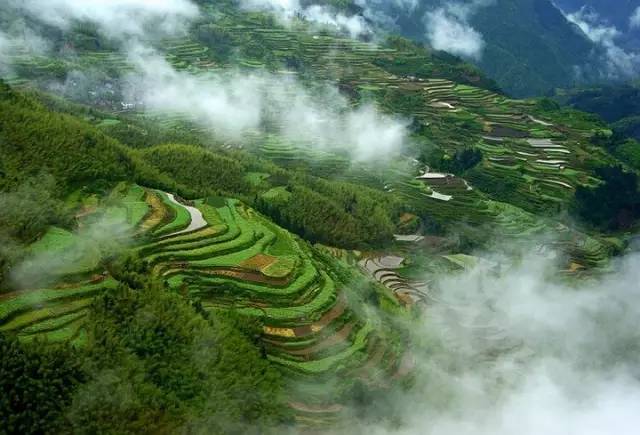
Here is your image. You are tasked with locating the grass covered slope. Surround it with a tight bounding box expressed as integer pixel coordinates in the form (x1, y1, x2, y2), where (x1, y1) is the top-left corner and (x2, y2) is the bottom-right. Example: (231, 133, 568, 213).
(0, 3, 638, 431)
(0, 2, 622, 266)
(0, 181, 407, 427)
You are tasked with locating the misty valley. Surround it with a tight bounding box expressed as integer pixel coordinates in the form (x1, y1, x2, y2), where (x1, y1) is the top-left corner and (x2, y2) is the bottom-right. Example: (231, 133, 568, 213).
(1, 1, 640, 434)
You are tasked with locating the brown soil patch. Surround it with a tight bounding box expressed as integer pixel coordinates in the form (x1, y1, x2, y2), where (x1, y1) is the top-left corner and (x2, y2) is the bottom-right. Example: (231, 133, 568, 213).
(194, 266, 289, 286)
(240, 253, 277, 271)
(397, 292, 416, 306)
(399, 212, 417, 225)
(353, 339, 390, 387)
(292, 293, 346, 337)
(54, 273, 108, 289)
(75, 206, 97, 220)
(490, 125, 529, 138)
(422, 235, 449, 248)
(391, 352, 416, 380)
(361, 339, 386, 373)
(285, 321, 356, 357)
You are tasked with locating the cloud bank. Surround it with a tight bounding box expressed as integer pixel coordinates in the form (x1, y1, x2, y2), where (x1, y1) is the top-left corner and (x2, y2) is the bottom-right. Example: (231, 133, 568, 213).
(566, 7, 640, 79)
(424, 8, 485, 60)
(126, 45, 407, 161)
(346, 247, 640, 435)
(0, 27, 49, 75)
(2, 0, 405, 161)
(423, 0, 494, 60)
(631, 7, 640, 30)
(11, 214, 133, 290)
(240, 0, 370, 38)
(0, 31, 9, 72)
(0, 31, 7, 53)
(10, 0, 199, 40)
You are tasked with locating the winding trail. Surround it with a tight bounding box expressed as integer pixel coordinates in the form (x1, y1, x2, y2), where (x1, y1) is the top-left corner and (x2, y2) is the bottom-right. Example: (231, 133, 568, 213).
(165, 193, 207, 237)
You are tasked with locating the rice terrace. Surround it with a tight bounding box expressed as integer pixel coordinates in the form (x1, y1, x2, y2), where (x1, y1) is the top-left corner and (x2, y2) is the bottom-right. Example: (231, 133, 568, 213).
(1, 0, 640, 434)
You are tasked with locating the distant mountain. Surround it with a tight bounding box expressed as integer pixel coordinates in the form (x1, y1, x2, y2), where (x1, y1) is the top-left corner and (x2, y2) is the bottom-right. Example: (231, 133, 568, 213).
(554, 0, 640, 49)
(350, 0, 640, 97)
(554, 82, 640, 140)
(470, 0, 598, 96)
(347, 0, 595, 96)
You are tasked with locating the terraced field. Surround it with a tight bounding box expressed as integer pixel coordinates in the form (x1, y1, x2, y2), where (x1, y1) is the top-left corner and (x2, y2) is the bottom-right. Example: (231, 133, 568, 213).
(2, 4, 635, 432)
(133, 191, 406, 419)
(0, 2, 618, 334)
(0, 183, 405, 425)
(0, 9, 614, 250)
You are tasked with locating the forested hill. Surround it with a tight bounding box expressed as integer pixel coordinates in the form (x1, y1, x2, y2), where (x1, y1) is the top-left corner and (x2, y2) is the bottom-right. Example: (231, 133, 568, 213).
(296, 0, 639, 97)
(554, 0, 640, 49)
(319, 0, 596, 96)
(554, 83, 640, 140)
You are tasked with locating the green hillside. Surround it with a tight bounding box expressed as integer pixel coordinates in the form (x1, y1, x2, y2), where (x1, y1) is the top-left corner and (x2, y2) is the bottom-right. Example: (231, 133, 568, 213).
(327, 0, 597, 96)
(0, 0, 638, 432)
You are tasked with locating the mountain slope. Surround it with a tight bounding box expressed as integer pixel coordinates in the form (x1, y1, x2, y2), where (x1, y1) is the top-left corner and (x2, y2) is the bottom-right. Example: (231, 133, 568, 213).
(1, 1, 638, 431)
(358, 0, 596, 96)
(554, 0, 640, 49)
(472, 0, 595, 96)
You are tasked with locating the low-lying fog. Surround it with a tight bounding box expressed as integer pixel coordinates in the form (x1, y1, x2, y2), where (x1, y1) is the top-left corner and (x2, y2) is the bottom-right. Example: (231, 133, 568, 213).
(346, 248, 640, 435)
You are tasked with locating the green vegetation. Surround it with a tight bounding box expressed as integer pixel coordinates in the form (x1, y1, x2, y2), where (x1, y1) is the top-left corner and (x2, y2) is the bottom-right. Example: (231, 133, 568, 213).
(0, 334, 84, 434)
(0, 177, 403, 430)
(1, 1, 638, 431)
(70, 283, 290, 434)
(0, 281, 292, 434)
(358, 0, 597, 96)
(554, 83, 640, 141)
(574, 166, 640, 230)
(0, 81, 134, 191)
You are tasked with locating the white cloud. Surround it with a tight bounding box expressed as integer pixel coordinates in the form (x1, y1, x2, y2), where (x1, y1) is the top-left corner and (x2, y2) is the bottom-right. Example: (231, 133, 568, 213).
(125, 46, 406, 162)
(280, 93, 407, 161)
(127, 46, 264, 139)
(423, 1, 494, 60)
(345, 247, 640, 435)
(11, 214, 133, 289)
(304, 5, 369, 38)
(0, 31, 7, 52)
(240, 0, 370, 38)
(566, 7, 640, 79)
(631, 7, 640, 29)
(567, 7, 620, 44)
(0, 28, 49, 76)
(3, 0, 402, 161)
(0, 32, 9, 70)
(424, 8, 485, 59)
(15, 0, 199, 40)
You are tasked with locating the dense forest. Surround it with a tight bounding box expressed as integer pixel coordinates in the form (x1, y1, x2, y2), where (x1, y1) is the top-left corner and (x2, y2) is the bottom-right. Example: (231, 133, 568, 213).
(1, 277, 290, 434)
(554, 84, 640, 141)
